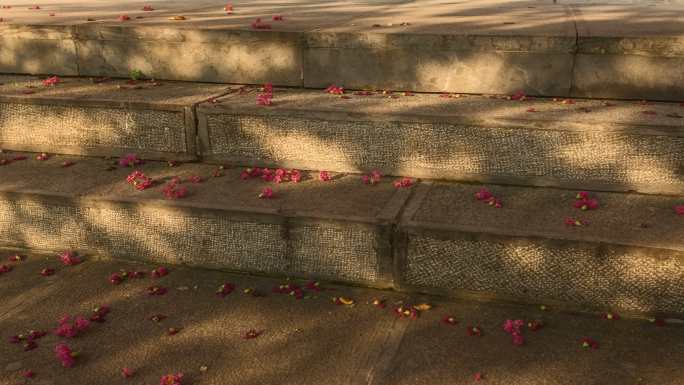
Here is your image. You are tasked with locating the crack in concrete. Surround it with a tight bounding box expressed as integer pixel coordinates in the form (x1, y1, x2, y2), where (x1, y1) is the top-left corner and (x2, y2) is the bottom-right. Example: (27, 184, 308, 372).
(566, 5, 581, 97)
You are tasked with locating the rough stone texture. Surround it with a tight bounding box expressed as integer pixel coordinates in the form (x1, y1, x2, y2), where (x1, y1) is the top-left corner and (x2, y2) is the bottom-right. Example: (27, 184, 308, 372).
(0, 102, 188, 156)
(400, 182, 684, 315)
(404, 235, 684, 314)
(0, 75, 231, 160)
(200, 90, 684, 194)
(0, 156, 403, 286)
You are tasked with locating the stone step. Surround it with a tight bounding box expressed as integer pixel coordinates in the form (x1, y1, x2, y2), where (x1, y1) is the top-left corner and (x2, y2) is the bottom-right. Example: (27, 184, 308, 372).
(200, 87, 684, 195)
(0, 153, 681, 315)
(0, 75, 231, 160)
(2, 76, 683, 195)
(398, 182, 684, 316)
(1, 0, 684, 100)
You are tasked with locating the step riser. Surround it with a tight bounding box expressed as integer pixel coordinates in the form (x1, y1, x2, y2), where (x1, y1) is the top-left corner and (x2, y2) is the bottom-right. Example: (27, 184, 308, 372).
(0, 100, 197, 160)
(199, 112, 684, 195)
(0, 191, 395, 287)
(397, 229, 684, 316)
(0, 189, 681, 315)
(2, 25, 683, 100)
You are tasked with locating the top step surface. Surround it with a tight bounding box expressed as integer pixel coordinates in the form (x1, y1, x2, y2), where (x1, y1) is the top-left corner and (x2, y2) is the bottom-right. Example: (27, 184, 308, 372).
(1, 0, 683, 99)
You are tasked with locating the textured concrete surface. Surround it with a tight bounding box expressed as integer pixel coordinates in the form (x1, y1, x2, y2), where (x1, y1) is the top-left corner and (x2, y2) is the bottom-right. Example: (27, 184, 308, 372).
(0, 256, 683, 385)
(0, 154, 406, 286)
(0, 1, 683, 98)
(0, 154, 682, 314)
(200, 87, 684, 194)
(0, 75, 231, 160)
(399, 182, 684, 315)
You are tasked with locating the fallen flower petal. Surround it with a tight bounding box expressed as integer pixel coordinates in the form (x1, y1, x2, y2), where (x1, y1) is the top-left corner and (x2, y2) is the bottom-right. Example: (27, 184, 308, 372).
(118, 15, 131, 21)
(0, 264, 12, 273)
(333, 296, 355, 306)
(147, 286, 167, 296)
(273, 15, 284, 21)
(259, 187, 274, 199)
(122, 367, 134, 378)
(474, 372, 483, 381)
(564, 218, 588, 227)
(216, 282, 236, 298)
(395, 305, 419, 319)
(23, 340, 38, 351)
(142, 5, 154, 11)
(580, 337, 599, 349)
(21, 370, 35, 378)
(243, 329, 263, 339)
(54, 343, 77, 367)
(126, 171, 153, 190)
(40, 268, 55, 276)
(42, 76, 60, 87)
(109, 273, 124, 285)
(119, 153, 144, 167)
(602, 312, 620, 321)
(393, 177, 414, 188)
(675, 205, 684, 216)
(160, 373, 184, 385)
(59, 250, 82, 266)
(527, 320, 544, 331)
(372, 298, 386, 309)
(36, 153, 49, 161)
(442, 315, 458, 325)
(149, 314, 167, 323)
(151, 266, 169, 278)
(319, 171, 331, 181)
(466, 325, 483, 337)
(325, 85, 345, 95)
(167, 327, 181, 336)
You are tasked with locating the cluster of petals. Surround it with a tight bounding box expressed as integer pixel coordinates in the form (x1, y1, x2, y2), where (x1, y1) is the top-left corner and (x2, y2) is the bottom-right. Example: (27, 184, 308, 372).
(8, 254, 22, 262)
(216, 282, 236, 298)
(59, 250, 82, 266)
(241, 167, 302, 184)
(257, 83, 273, 105)
(119, 153, 144, 167)
(574, 191, 599, 210)
(54, 315, 90, 338)
(509, 90, 527, 101)
(393, 177, 414, 189)
(251, 18, 271, 29)
(325, 85, 345, 95)
(187, 175, 202, 183)
(36, 152, 50, 161)
(127, 171, 153, 190)
(160, 373, 184, 385)
(42, 76, 61, 87)
(10, 330, 47, 351)
(361, 170, 382, 185)
(474, 188, 503, 208)
(503, 319, 525, 346)
(272, 283, 305, 299)
(162, 177, 188, 199)
(55, 343, 77, 367)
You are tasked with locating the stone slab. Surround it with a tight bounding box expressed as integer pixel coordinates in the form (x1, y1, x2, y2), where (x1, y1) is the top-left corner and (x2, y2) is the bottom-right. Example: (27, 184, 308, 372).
(0, 75, 231, 160)
(0, 154, 409, 287)
(198, 87, 684, 195)
(398, 181, 684, 315)
(1, 1, 683, 98)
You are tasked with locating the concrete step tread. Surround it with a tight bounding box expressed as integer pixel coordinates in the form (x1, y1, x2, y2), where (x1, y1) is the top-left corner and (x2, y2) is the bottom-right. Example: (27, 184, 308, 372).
(0, 153, 407, 222)
(0, 75, 231, 107)
(208, 86, 684, 134)
(406, 182, 684, 252)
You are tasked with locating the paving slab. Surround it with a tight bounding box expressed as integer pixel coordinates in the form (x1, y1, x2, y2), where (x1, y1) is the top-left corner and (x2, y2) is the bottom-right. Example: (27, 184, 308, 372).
(199, 87, 684, 195)
(0, 75, 231, 160)
(0, 154, 409, 287)
(398, 181, 684, 315)
(0, 256, 683, 385)
(1, 1, 683, 98)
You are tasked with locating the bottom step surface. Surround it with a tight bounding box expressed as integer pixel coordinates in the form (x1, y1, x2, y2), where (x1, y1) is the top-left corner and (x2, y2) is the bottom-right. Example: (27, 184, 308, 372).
(0, 152, 682, 314)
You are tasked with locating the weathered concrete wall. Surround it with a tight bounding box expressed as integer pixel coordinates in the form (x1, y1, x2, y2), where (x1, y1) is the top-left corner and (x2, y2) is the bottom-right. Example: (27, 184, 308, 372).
(1, 24, 682, 99)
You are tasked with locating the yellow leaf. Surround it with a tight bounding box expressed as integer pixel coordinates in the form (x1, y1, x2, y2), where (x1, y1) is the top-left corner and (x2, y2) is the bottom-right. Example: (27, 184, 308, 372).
(413, 303, 432, 311)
